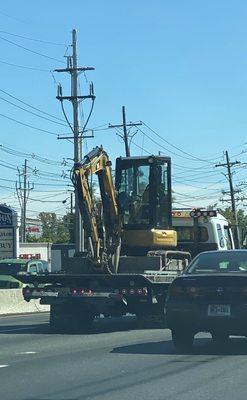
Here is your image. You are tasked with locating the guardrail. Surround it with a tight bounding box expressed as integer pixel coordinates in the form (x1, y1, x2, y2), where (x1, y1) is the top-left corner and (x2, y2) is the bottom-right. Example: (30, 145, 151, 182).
(0, 289, 50, 315)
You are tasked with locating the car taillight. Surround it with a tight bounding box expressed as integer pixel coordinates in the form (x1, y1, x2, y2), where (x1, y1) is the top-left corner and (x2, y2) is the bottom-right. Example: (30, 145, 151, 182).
(169, 285, 184, 298)
(169, 284, 201, 299)
(186, 286, 200, 297)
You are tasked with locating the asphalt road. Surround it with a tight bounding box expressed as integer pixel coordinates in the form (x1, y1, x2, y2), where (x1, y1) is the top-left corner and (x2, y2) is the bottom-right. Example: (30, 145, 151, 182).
(1, 313, 247, 400)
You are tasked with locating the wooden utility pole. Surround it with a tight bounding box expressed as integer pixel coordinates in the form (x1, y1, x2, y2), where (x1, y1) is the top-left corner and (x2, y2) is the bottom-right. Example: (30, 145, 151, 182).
(109, 106, 142, 156)
(55, 29, 95, 254)
(16, 159, 33, 242)
(23, 159, 27, 242)
(216, 151, 240, 248)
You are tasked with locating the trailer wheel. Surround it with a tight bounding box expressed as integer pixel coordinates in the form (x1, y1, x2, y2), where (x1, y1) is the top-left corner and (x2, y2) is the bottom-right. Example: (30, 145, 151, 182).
(50, 304, 67, 333)
(211, 331, 229, 345)
(50, 304, 94, 333)
(172, 329, 194, 353)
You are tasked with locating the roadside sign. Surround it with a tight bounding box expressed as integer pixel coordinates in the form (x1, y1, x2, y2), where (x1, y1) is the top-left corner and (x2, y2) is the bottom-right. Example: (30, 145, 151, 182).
(0, 205, 19, 259)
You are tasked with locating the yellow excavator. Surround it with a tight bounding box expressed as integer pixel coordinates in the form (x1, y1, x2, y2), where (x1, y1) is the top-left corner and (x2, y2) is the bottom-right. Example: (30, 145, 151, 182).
(72, 146, 179, 272)
(21, 146, 190, 332)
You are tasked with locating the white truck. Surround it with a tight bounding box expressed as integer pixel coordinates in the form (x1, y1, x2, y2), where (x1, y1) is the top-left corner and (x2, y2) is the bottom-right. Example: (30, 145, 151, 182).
(172, 208, 234, 257)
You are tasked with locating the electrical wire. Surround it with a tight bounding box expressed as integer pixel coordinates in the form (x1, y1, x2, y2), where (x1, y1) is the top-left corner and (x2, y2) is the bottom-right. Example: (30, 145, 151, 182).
(28, 197, 68, 203)
(0, 88, 66, 122)
(0, 96, 67, 127)
(0, 35, 65, 64)
(142, 122, 218, 164)
(0, 30, 66, 46)
(81, 98, 95, 136)
(0, 145, 69, 166)
(0, 59, 49, 72)
(60, 100, 74, 133)
(0, 112, 58, 136)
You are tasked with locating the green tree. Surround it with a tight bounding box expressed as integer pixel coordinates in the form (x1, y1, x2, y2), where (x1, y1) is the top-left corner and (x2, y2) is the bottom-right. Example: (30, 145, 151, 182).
(218, 207, 247, 245)
(26, 234, 40, 243)
(63, 213, 76, 243)
(37, 212, 70, 243)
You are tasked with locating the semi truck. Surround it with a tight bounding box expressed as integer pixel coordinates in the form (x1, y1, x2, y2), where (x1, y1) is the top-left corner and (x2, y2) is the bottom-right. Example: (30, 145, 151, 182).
(17, 147, 232, 332)
(18, 147, 191, 331)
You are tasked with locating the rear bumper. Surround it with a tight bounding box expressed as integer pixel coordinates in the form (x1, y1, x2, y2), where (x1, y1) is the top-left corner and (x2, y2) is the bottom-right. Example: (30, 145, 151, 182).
(27, 292, 150, 315)
(166, 301, 247, 334)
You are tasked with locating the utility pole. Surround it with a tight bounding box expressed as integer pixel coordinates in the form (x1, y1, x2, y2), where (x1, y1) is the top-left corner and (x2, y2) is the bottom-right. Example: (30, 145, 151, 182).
(109, 106, 142, 156)
(215, 151, 240, 248)
(23, 159, 27, 243)
(16, 159, 33, 242)
(70, 192, 73, 215)
(55, 29, 95, 254)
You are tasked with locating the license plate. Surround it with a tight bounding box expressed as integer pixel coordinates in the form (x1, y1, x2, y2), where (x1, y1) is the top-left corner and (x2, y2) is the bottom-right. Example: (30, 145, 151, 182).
(208, 304, 231, 317)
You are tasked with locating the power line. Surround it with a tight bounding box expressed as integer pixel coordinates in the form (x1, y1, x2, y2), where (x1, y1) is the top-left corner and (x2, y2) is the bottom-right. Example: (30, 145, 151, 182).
(28, 197, 68, 204)
(142, 121, 219, 164)
(139, 123, 215, 163)
(0, 59, 49, 72)
(0, 88, 66, 122)
(0, 145, 68, 166)
(0, 96, 68, 126)
(130, 129, 216, 171)
(0, 112, 58, 136)
(0, 35, 65, 64)
(0, 30, 66, 46)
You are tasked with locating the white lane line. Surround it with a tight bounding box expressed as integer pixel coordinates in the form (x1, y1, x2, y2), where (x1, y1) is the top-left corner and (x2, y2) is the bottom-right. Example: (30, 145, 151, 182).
(16, 351, 37, 355)
(0, 365, 8, 368)
(0, 326, 44, 333)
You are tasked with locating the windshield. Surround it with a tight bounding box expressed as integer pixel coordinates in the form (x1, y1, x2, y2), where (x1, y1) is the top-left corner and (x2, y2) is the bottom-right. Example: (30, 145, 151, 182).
(116, 160, 171, 229)
(187, 251, 247, 274)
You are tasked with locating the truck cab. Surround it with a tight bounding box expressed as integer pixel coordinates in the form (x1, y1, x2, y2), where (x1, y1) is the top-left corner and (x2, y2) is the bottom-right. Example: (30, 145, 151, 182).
(172, 209, 234, 258)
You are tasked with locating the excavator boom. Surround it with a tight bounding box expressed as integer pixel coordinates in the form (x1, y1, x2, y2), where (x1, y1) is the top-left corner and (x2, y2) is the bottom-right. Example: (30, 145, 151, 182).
(72, 146, 121, 271)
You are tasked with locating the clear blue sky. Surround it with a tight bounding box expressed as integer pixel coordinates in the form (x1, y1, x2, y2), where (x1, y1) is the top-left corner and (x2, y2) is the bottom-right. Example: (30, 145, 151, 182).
(0, 0, 246, 216)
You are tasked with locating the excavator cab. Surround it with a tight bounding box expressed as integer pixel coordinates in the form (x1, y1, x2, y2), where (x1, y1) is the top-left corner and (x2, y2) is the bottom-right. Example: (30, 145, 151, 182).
(115, 155, 177, 255)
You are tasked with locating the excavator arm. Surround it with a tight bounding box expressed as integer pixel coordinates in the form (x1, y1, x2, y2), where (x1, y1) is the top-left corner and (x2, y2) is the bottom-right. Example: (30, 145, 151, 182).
(71, 146, 121, 272)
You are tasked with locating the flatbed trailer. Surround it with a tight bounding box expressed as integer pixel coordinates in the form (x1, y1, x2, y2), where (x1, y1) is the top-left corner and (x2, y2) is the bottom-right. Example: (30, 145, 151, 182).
(20, 253, 189, 332)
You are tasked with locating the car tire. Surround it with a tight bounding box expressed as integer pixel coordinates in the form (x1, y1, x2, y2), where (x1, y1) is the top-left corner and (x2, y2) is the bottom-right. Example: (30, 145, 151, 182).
(211, 332, 229, 345)
(50, 304, 94, 333)
(172, 329, 194, 352)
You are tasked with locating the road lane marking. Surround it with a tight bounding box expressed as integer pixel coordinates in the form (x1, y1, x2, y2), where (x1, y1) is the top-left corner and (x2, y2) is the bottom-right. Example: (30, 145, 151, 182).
(0, 365, 8, 368)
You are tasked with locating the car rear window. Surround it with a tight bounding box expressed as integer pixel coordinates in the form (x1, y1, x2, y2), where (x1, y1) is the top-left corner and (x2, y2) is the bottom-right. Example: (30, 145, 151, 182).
(187, 252, 247, 274)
